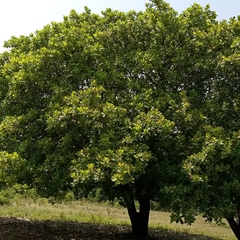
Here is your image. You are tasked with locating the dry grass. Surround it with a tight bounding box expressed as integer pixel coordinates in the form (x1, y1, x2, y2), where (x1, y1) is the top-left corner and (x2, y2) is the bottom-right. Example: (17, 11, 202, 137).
(0, 199, 235, 240)
(150, 210, 234, 240)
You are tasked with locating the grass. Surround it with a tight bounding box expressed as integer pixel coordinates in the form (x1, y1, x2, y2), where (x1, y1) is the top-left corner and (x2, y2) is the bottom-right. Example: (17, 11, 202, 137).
(0, 197, 235, 240)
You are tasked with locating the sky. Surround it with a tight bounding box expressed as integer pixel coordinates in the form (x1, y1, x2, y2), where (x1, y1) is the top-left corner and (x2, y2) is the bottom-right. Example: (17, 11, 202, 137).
(0, 0, 240, 52)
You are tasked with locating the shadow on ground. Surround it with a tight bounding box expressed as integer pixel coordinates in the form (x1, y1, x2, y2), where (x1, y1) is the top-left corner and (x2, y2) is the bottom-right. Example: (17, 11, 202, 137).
(0, 217, 222, 240)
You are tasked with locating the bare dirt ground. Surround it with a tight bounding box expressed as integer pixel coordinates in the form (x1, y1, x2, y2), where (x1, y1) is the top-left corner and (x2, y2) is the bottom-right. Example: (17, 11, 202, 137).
(0, 217, 221, 240)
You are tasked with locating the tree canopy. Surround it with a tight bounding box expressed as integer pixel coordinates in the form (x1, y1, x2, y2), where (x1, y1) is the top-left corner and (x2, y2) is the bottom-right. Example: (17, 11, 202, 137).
(1, 0, 240, 238)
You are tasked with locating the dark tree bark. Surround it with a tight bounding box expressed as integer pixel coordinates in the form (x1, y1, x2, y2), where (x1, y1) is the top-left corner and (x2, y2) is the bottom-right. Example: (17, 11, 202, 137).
(226, 217, 240, 240)
(122, 186, 151, 238)
(226, 205, 240, 240)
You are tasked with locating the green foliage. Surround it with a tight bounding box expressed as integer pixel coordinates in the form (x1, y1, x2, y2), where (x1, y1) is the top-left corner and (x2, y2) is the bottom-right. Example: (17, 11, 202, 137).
(0, 151, 26, 188)
(0, 184, 38, 205)
(64, 191, 75, 203)
(0, 188, 12, 205)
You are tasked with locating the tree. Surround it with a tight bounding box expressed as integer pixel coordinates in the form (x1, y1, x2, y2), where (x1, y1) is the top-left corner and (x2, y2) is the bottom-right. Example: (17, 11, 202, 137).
(1, 0, 239, 238)
(167, 15, 240, 240)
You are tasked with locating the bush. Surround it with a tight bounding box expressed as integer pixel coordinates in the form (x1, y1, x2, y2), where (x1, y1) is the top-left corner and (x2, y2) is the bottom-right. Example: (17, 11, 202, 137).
(150, 201, 162, 211)
(12, 184, 38, 200)
(0, 184, 39, 206)
(0, 195, 10, 205)
(64, 191, 75, 203)
(0, 188, 15, 205)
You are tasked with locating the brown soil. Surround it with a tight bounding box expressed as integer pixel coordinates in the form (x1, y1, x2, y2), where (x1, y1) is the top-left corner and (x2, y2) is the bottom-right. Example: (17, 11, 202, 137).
(0, 217, 220, 240)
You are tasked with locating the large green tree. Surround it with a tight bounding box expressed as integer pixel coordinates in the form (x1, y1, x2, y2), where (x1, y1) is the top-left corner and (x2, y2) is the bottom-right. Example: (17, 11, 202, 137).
(1, 0, 239, 238)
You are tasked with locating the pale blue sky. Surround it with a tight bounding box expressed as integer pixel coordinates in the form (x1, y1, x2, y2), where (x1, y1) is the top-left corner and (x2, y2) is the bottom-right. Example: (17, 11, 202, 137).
(0, 0, 240, 52)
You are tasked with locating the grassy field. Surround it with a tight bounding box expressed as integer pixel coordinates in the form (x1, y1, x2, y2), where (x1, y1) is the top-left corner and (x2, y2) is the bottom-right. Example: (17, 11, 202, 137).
(0, 197, 235, 240)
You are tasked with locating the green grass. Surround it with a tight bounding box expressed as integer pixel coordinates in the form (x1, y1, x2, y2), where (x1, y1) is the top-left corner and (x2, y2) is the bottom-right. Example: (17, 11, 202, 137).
(0, 197, 235, 240)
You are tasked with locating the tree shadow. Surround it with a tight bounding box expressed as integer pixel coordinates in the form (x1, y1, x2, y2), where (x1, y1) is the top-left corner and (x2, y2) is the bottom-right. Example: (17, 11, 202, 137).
(0, 217, 223, 240)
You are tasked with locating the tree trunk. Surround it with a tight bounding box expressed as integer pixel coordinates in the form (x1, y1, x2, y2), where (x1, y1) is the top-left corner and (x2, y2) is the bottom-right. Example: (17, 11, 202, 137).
(226, 217, 240, 240)
(124, 192, 150, 238)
